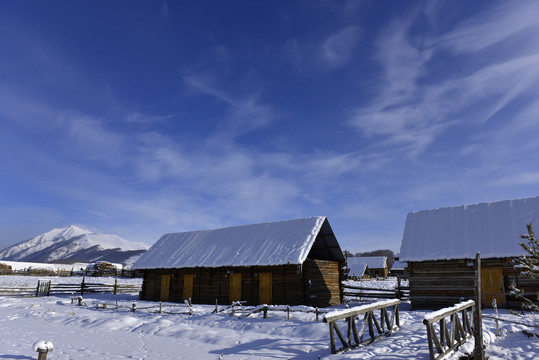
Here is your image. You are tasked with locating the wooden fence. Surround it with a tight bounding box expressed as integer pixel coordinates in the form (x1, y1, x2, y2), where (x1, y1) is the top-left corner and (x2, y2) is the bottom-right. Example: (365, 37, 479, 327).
(343, 282, 410, 300)
(0, 285, 37, 297)
(423, 300, 475, 360)
(49, 281, 141, 296)
(323, 299, 401, 354)
(37, 280, 51, 297)
(0, 279, 141, 297)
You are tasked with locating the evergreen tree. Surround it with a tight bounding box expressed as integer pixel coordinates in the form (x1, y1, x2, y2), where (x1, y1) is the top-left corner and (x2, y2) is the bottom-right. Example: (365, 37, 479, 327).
(511, 223, 539, 311)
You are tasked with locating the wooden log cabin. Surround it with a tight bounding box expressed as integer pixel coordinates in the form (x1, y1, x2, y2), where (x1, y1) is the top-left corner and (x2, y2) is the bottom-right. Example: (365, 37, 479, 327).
(133, 217, 345, 307)
(399, 196, 539, 310)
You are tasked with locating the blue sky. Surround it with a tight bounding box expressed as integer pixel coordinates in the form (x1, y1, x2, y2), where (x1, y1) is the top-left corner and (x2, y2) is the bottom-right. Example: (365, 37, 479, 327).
(1, 0, 539, 254)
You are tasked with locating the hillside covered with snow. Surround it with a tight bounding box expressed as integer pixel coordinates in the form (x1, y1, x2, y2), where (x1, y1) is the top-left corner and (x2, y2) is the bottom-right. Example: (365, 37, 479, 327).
(0, 225, 147, 265)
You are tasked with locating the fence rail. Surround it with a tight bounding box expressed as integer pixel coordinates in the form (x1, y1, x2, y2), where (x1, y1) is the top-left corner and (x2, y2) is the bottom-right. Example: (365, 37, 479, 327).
(0, 279, 141, 297)
(0, 286, 37, 297)
(343, 284, 410, 300)
(423, 300, 475, 360)
(323, 299, 401, 354)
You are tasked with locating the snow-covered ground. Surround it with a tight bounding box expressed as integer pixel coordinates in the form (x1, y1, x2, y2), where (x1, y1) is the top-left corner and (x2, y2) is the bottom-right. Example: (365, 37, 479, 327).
(0, 276, 538, 359)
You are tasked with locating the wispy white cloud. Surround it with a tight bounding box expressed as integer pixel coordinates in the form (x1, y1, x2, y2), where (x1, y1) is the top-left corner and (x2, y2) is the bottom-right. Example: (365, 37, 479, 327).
(65, 114, 128, 163)
(351, 2, 539, 162)
(437, 1, 539, 54)
(183, 73, 278, 134)
(321, 25, 360, 68)
(493, 172, 539, 187)
(0, 86, 62, 131)
(2, 82, 367, 241)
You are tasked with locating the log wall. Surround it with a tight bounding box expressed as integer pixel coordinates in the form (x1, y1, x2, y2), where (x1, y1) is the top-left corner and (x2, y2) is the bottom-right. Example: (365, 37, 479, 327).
(139, 259, 344, 307)
(303, 259, 343, 306)
(408, 258, 539, 310)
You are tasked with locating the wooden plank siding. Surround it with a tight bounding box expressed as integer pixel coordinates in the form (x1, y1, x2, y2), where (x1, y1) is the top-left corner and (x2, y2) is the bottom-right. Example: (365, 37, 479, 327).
(304, 259, 343, 307)
(408, 258, 539, 310)
(139, 259, 344, 307)
(369, 267, 389, 278)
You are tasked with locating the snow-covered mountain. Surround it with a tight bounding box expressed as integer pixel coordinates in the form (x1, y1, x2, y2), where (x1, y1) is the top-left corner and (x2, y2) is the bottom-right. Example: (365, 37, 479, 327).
(0, 225, 148, 265)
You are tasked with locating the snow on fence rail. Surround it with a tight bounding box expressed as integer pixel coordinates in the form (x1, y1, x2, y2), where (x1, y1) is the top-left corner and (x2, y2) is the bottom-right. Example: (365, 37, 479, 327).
(422, 300, 475, 360)
(323, 299, 401, 354)
(0, 279, 142, 297)
(343, 280, 410, 300)
(0, 286, 37, 297)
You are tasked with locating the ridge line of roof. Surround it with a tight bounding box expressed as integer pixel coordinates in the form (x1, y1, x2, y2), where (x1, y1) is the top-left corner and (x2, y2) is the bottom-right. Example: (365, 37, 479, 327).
(161, 216, 327, 236)
(407, 195, 539, 215)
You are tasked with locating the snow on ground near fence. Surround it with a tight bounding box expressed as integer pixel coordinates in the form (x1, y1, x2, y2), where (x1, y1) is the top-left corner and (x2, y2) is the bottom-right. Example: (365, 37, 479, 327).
(0, 276, 537, 359)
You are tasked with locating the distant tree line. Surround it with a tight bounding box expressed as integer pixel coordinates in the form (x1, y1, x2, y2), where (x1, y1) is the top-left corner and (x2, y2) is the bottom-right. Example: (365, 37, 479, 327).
(343, 249, 395, 268)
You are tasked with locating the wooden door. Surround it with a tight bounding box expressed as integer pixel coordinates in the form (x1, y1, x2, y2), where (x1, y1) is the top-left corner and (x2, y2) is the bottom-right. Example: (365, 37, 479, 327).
(259, 273, 272, 304)
(160, 274, 171, 302)
(229, 273, 242, 303)
(481, 267, 506, 308)
(183, 274, 194, 301)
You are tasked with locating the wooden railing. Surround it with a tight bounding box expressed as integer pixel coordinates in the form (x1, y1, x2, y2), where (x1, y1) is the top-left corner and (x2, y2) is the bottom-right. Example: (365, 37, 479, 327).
(423, 300, 475, 360)
(0, 286, 37, 297)
(343, 279, 410, 300)
(50, 282, 141, 295)
(323, 299, 401, 354)
(0, 280, 141, 297)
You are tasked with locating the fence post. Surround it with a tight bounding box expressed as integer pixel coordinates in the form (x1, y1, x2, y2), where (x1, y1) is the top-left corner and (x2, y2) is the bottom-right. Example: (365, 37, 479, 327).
(287, 305, 290, 320)
(395, 303, 400, 327)
(316, 307, 319, 322)
(132, 301, 137, 312)
(425, 322, 435, 360)
(114, 277, 118, 295)
(492, 298, 500, 337)
(81, 277, 85, 296)
(33, 341, 53, 360)
(473, 252, 485, 360)
(329, 322, 337, 354)
(263, 305, 268, 319)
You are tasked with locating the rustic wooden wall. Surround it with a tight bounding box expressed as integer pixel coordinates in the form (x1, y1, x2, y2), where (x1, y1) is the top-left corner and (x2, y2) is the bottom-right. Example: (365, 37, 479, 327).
(408, 257, 539, 310)
(140, 265, 302, 305)
(140, 259, 344, 307)
(303, 259, 343, 307)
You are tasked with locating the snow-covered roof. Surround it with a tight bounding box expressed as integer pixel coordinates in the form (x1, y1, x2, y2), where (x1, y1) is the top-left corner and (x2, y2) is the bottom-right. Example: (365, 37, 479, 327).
(399, 196, 539, 262)
(347, 256, 388, 269)
(348, 263, 369, 277)
(133, 217, 344, 269)
(390, 260, 407, 270)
